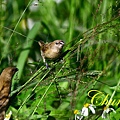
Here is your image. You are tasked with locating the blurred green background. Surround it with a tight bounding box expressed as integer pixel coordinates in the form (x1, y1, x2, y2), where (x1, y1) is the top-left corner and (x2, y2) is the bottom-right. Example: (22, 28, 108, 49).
(0, 0, 120, 119)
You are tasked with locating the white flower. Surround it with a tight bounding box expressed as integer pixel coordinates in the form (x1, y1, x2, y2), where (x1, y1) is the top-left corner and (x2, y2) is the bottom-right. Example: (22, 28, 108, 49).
(4, 111, 12, 120)
(74, 104, 96, 120)
(81, 103, 96, 116)
(74, 110, 83, 120)
(102, 106, 116, 119)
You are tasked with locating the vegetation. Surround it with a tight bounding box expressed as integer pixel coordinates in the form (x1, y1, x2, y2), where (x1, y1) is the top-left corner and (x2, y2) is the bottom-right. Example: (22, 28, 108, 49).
(0, 0, 120, 119)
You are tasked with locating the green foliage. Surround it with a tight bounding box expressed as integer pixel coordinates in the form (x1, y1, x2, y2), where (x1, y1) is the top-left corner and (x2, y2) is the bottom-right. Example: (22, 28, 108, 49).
(0, 0, 120, 120)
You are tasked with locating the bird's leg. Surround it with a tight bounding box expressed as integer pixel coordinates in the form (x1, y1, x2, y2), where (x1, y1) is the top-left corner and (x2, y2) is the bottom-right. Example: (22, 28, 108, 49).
(45, 62, 49, 69)
(42, 54, 49, 69)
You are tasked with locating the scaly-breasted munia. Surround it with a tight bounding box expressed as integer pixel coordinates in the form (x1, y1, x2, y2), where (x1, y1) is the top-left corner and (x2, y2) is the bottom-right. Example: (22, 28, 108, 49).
(38, 40, 64, 68)
(0, 67, 18, 120)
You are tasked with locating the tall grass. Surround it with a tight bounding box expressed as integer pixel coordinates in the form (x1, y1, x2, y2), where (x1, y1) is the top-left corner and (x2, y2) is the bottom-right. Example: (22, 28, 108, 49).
(0, 0, 120, 119)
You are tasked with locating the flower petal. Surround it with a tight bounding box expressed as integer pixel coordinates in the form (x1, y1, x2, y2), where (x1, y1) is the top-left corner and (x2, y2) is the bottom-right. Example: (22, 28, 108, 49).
(81, 107, 88, 116)
(89, 105, 95, 114)
(76, 115, 84, 120)
(106, 108, 110, 113)
(101, 110, 107, 119)
(109, 108, 116, 113)
(106, 108, 116, 113)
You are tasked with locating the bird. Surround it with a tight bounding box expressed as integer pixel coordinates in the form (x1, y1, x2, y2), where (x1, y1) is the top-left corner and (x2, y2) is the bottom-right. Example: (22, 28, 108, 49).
(38, 40, 64, 68)
(0, 67, 18, 120)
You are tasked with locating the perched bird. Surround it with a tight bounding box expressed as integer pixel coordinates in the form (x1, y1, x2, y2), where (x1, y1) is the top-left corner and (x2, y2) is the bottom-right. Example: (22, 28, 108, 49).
(38, 40, 64, 68)
(0, 67, 18, 120)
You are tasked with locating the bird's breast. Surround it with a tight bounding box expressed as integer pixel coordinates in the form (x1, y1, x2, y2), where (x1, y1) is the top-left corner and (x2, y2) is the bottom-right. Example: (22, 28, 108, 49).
(44, 50, 60, 59)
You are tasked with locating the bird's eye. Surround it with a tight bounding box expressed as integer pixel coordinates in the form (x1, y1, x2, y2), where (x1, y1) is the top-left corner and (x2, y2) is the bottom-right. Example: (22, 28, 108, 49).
(55, 42, 59, 45)
(12, 68, 18, 73)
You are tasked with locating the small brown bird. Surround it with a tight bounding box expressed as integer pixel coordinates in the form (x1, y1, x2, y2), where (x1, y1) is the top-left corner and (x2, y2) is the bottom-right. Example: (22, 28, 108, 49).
(38, 40, 64, 68)
(0, 67, 18, 120)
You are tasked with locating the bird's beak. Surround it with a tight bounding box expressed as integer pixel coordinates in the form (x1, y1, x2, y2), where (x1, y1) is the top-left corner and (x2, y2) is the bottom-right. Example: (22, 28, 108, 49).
(15, 68, 18, 72)
(60, 41, 64, 45)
